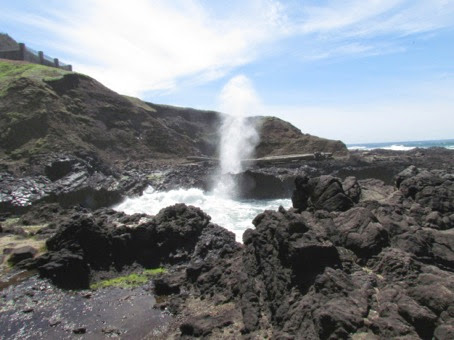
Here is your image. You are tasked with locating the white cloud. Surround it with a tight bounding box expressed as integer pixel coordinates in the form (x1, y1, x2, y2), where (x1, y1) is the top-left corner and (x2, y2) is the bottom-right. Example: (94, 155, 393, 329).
(289, 0, 454, 60)
(296, 0, 454, 37)
(4, 0, 454, 95)
(13, 0, 285, 96)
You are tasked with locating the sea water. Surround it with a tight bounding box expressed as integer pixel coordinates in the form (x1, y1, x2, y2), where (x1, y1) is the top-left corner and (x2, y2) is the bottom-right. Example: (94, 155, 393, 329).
(347, 138, 454, 151)
(114, 186, 291, 242)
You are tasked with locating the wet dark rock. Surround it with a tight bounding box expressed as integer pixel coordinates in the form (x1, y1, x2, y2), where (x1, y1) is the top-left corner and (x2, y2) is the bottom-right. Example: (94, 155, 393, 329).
(8, 246, 38, 265)
(0, 172, 52, 214)
(0, 154, 149, 214)
(33, 249, 90, 289)
(156, 164, 214, 192)
(45, 157, 84, 181)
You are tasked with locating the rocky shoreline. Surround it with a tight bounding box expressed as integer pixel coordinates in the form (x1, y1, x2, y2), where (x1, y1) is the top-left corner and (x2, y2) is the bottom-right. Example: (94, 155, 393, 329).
(1, 147, 453, 339)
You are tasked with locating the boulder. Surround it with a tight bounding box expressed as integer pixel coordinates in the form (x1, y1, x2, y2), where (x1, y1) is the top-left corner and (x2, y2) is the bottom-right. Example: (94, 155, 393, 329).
(342, 176, 361, 203)
(309, 175, 354, 212)
(292, 175, 354, 212)
(34, 249, 90, 289)
(8, 246, 38, 265)
(46, 214, 113, 269)
(333, 207, 389, 258)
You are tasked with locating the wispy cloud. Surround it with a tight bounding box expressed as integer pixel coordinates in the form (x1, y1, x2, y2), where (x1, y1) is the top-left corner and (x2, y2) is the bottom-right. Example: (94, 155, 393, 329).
(296, 0, 454, 37)
(3, 0, 454, 95)
(291, 0, 454, 60)
(8, 0, 284, 96)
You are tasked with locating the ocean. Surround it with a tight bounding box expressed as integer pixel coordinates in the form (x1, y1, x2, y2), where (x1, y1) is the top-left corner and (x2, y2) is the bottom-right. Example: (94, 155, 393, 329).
(347, 139, 454, 151)
(114, 138, 453, 242)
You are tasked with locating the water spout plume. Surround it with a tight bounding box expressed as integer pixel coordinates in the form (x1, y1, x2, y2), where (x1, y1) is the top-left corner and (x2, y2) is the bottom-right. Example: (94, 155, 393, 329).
(213, 75, 261, 198)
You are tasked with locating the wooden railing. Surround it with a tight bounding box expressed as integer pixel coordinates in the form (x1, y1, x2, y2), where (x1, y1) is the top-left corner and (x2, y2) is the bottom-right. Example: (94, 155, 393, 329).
(0, 43, 72, 71)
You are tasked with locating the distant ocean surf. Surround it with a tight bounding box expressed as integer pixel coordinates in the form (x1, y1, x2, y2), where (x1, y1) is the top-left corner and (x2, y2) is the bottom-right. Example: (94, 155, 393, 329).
(347, 139, 454, 151)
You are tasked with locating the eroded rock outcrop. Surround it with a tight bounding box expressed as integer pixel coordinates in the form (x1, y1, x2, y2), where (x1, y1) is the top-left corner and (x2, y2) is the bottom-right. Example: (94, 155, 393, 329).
(292, 174, 354, 212)
(7, 165, 454, 339)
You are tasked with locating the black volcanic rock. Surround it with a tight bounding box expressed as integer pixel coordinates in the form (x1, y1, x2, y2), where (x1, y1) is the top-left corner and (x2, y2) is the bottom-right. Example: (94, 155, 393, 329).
(8, 164, 454, 339)
(398, 167, 454, 214)
(292, 174, 354, 212)
(27, 204, 219, 288)
(342, 176, 361, 203)
(8, 246, 38, 265)
(33, 249, 90, 289)
(333, 207, 389, 258)
(46, 214, 113, 269)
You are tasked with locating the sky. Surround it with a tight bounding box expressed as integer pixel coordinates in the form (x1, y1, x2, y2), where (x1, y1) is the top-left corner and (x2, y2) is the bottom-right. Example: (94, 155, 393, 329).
(1, 0, 453, 143)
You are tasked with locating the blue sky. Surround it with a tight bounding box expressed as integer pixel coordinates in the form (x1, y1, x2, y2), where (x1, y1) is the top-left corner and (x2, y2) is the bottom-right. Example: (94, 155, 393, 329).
(1, 0, 453, 143)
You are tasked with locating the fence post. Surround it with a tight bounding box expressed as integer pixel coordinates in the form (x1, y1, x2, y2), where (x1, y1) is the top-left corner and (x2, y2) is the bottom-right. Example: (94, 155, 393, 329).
(38, 51, 44, 64)
(54, 58, 59, 68)
(18, 43, 25, 60)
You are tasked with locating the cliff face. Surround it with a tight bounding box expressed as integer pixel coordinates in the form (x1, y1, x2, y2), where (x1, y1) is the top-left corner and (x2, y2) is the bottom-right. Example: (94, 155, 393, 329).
(252, 116, 348, 158)
(0, 60, 347, 170)
(0, 60, 220, 166)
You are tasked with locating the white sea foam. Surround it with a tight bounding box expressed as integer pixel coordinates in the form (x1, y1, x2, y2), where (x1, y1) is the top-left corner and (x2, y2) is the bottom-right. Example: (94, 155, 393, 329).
(347, 145, 369, 150)
(382, 144, 415, 151)
(114, 186, 291, 242)
(348, 144, 416, 151)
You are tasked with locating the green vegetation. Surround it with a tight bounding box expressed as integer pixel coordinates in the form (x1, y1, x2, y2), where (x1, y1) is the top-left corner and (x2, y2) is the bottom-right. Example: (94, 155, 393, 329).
(90, 273, 148, 289)
(3, 217, 20, 227)
(9, 137, 49, 159)
(0, 60, 69, 82)
(0, 60, 70, 96)
(143, 267, 167, 276)
(147, 172, 164, 182)
(90, 267, 166, 290)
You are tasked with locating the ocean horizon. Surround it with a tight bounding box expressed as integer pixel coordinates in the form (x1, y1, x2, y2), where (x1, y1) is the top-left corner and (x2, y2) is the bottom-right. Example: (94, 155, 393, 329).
(347, 138, 454, 151)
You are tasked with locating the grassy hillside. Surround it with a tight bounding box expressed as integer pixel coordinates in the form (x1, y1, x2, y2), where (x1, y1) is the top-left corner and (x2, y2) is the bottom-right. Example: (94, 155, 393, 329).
(0, 59, 347, 172)
(0, 60, 220, 167)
